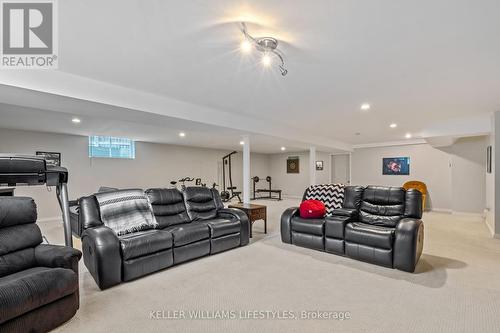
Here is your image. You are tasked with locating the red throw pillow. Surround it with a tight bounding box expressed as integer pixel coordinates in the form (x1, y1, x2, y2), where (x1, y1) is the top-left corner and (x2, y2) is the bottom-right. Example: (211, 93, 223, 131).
(299, 200, 326, 219)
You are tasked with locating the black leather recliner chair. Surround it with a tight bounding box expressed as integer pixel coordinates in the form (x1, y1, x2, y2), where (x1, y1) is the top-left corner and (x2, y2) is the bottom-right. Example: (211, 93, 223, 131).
(81, 187, 249, 290)
(281, 186, 424, 272)
(0, 197, 82, 332)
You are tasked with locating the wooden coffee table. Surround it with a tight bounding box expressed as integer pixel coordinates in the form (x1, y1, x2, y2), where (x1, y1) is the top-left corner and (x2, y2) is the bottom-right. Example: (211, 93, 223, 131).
(228, 203, 267, 238)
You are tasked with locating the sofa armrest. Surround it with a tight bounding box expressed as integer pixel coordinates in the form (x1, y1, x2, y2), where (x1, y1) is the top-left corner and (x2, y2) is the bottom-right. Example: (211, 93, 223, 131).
(330, 208, 358, 219)
(218, 208, 249, 246)
(81, 226, 122, 290)
(394, 218, 424, 272)
(280, 207, 299, 244)
(35, 244, 82, 274)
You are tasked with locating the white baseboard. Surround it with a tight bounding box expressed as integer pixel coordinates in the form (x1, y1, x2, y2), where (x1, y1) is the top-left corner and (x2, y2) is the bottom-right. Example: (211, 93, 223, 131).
(429, 208, 452, 214)
(282, 195, 302, 200)
(451, 211, 485, 218)
(428, 208, 484, 218)
(485, 219, 495, 237)
(37, 216, 61, 224)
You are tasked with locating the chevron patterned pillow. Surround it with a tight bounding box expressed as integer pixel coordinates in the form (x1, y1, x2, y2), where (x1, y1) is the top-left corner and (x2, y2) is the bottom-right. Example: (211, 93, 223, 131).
(304, 184, 345, 216)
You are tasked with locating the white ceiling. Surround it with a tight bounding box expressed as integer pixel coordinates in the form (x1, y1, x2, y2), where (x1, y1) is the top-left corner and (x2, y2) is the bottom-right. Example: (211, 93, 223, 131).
(0, 0, 499, 150)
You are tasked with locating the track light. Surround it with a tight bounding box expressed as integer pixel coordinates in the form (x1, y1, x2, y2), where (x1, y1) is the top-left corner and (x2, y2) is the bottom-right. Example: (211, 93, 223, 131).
(240, 22, 288, 76)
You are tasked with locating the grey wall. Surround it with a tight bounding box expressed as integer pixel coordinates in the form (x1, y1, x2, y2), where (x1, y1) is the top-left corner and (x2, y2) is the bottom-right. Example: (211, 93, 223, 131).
(351, 137, 487, 214)
(0, 128, 270, 219)
(268, 151, 331, 198)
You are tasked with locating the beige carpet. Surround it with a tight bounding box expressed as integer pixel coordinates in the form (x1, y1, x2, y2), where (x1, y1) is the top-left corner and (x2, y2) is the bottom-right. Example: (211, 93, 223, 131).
(38, 198, 500, 333)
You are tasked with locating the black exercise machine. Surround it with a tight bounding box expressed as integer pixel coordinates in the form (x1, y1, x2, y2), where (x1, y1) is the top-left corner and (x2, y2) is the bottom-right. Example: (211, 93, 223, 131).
(252, 176, 282, 201)
(220, 151, 242, 203)
(178, 177, 194, 190)
(0, 154, 74, 247)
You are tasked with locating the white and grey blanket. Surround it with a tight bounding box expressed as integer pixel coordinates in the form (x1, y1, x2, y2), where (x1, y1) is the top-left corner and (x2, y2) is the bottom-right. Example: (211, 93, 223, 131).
(95, 189, 157, 236)
(304, 184, 345, 216)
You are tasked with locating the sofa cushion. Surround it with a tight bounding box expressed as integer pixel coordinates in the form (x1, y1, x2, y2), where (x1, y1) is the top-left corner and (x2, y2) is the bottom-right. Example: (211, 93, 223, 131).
(207, 217, 240, 238)
(290, 217, 324, 236)
(0, 197, 37, 228)
(0, 248, 36, 278)
(0, 267, 77, 324)
(345, 222, 395, 250)
(0, 223, 42, 256)
(119, 229, 173, 260)
(183, 187, 218, 221)
(166, 222, 210, 247)
(359, 186, 405, 227)
(145, 188, 190, 228)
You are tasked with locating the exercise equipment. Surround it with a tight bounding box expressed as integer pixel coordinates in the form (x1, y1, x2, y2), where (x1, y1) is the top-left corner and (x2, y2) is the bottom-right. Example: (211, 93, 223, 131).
(221, 151, 241, 202)
(195, 178, 207, 187)
(252, 176, 282, 201)
(178, 177, 195, 190)
(0, 154, 73, 247)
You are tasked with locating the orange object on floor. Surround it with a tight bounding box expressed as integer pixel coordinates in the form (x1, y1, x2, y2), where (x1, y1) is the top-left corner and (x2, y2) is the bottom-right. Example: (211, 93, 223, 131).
(403, 181, 427, 211)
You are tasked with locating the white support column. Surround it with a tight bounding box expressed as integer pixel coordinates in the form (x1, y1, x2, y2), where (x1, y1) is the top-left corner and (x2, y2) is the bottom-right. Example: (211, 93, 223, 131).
(242, 136, 251, 204)
(309, 146, 317, 186)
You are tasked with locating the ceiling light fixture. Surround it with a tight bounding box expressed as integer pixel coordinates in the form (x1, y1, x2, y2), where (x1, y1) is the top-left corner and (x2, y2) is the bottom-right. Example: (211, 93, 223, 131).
(405, 133, 412, 139)
(239, 141, 245, 145)
(240, 22, 288, 76)
(71, 117, 81, 123)
(179, 132, 186, 137)
(360, 103, 371, 111)
(390, 123, 397, 128)
(262, 54, 272, 66)
(280, 146, 286, 151)
(240, 39, 252, 53)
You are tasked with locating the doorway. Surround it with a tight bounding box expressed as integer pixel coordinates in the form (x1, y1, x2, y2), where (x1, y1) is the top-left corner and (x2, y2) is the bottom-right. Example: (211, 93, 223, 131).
(331, 154, 351, 185)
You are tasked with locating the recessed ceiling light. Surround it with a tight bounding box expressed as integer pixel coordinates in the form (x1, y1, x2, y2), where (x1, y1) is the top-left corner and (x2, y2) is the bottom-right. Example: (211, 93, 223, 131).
(239, 141, 245, 145)
(71, 117, 81, 123)
(280, 146, 286, 151)
(240, 39, 252, 53)
(390, 123, 397, 128)
(179, 132, 186, 137)
(262, 54, 272, 67)
(405, 133, 412, 139)
(355, 132, 361, 136)
(360, 103, 371, 111)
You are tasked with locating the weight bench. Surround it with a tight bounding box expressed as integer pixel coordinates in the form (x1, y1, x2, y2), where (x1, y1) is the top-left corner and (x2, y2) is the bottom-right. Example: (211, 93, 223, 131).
(252, 176, 282, 201)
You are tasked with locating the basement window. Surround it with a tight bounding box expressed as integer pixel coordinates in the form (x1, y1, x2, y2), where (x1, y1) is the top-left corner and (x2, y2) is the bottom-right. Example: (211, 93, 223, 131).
(88, 136, 135, 159)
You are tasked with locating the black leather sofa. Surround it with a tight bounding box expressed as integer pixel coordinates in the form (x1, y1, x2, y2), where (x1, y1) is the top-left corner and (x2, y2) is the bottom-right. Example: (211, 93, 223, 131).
(0, 197, 82, 332)
(281, 185, 424, 272)
(81, 187, 249, 289)
(69, 186, 119, 237)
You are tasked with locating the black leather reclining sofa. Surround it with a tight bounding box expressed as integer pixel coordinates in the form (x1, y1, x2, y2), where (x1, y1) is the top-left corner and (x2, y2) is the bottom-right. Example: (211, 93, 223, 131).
(80, 186, 249, 289)
(281, 185, 424, 272)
